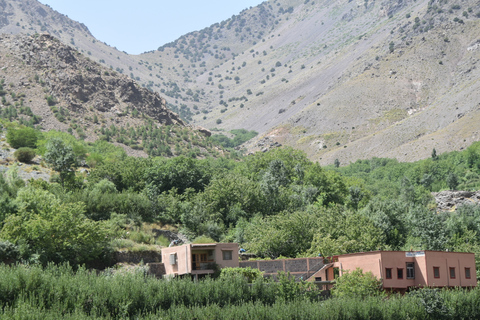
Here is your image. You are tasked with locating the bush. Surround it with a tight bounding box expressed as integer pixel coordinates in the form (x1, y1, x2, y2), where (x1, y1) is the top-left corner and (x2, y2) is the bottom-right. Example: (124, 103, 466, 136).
(45, 95, 56, 106)
(220, 267, 264, 283)
(332, 268, 384, 299)
(6, 127, 39, 148)
(13, 147, 36, 163)
(0, 240, 20, 262)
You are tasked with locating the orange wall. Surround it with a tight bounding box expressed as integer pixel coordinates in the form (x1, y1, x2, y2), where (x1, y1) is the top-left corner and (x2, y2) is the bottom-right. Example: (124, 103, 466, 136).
(161, 243, 239, 276)
(424, 251, 476, 287)
(338, 252, 383, 278)
(162, 244, 191, 275)
(337, 251, 476, 289)
(211, 243, 239, 269)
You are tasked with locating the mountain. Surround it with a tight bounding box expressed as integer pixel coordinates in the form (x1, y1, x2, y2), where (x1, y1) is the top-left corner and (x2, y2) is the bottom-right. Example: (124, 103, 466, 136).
(138, 0, 480, 165)
(1, 0, 480, 164)
(0, 33, 217, 158)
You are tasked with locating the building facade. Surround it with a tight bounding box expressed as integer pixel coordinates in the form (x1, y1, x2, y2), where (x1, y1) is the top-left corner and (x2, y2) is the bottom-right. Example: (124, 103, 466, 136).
(310, 251, 477, 292)
(161, 243, 239, 278)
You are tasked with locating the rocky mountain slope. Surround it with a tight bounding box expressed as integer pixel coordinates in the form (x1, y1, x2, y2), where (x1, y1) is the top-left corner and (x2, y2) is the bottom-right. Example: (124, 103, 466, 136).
(2, 0, 480, 164)
(0, 33, 216, 157)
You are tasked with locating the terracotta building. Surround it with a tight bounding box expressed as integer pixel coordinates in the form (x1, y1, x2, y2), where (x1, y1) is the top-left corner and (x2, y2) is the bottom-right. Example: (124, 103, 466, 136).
(161, 243, 239, 278)
(310, 251, 477, 292)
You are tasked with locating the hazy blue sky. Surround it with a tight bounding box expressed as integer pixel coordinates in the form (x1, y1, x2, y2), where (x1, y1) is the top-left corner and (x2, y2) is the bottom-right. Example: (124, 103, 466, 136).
(38, 1, 265, 55)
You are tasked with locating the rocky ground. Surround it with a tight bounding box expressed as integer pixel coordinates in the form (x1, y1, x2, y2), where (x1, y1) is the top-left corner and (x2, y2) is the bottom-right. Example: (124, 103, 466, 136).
(433, 190, 480, 212)
(0, 131, 51, 182)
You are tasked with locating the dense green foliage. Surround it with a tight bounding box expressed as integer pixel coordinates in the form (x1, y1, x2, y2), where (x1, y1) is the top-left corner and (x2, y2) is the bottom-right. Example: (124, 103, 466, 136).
(209, 129, 258, 149)
(1, 121, 480, 317)
(6, 126, 39, 149)
(3, 123, 480, 269)
(1, 264, 480, 319)
(331, 268, 384, 299)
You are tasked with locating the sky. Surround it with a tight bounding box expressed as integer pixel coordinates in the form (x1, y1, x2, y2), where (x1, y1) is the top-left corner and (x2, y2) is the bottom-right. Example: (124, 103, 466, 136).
(38, 1, 266, 55)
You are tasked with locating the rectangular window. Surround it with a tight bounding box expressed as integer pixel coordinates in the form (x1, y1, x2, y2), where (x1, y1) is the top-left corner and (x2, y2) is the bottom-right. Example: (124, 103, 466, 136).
(433, 267, 440, 278)
(222, 250, 232, 260)
(169, 253, 177, 265)
(385, 268, 392, 279)
(450, 267, 456, 279)
(465, 268, 471, 279)
(406, 262, 415, 279)
(397, 268, 404, 279)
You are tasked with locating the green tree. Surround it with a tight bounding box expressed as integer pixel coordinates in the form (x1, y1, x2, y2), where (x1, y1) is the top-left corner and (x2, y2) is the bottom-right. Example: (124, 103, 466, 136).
(44, 138, 77, 187)
(334, 158, 340, 168)
(6, 127, 39, 149)
(245, 210, 321, 258)
(332, 268, 384, 299)
(446, 172, 458, 190)
(307, 207, 385, 257)
(0, 187, 111, 265)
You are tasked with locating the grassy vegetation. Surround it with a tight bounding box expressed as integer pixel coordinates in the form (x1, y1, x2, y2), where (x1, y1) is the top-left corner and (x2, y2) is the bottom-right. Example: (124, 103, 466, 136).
(1, 263, 480, 319)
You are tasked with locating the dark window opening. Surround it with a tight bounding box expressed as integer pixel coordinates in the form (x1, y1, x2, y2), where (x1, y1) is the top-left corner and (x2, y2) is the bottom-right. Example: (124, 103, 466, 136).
(466, 268, 471, 279)
(450, 267, 456, 279)
(385, 268, 392, 279)
(406, 262, 415, 279)
(397, 268, 404, 279)
(433, 267, 440, 278)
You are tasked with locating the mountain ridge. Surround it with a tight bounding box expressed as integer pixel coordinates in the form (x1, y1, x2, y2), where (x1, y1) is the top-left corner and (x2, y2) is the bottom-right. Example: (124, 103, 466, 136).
(1, 0, 480, 164)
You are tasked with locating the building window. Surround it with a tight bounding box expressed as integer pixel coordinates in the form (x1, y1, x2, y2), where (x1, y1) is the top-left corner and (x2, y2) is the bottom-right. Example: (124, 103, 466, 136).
(222, 250, 233, 260)
(385, 268, 392, 279)
(450, 267, 456, 279)
(433, 267, 440, 278)
(406, 262, 415, 279)
(169, 253, 177, 265)
(397, 268, 404, 279)
(465, 268, 471, 279)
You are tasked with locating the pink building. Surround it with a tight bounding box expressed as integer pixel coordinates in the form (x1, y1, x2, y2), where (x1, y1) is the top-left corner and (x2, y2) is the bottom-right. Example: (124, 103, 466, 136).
(161, 243, 239, 278)
(310, 251, 476, 293)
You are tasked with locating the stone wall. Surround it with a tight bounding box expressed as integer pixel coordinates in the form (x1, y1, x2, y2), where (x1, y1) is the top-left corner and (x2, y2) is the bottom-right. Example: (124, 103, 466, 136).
(147, 263, 166, 278)
(239, 257, 324, 281)
(114, 250, 162, 264)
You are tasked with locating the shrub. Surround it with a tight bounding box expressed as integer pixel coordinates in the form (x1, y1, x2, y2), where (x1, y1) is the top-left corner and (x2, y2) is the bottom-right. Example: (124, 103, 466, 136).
(13, 147, 36, 163)
(220, 267, 264, 283)
(409, 287, 451, 319)
(7, 127, 39, 148)
(0, 240, 20, 262)
(332, 268, 385, 299)
(45, 95, 56, 106)
(192, 235, 216, 244)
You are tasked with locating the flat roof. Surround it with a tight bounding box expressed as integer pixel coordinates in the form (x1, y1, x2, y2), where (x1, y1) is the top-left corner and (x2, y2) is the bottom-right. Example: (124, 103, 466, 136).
(332, 250, 475, 259)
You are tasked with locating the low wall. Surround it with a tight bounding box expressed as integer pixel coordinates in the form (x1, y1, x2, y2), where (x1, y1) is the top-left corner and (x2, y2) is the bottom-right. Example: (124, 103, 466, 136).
(114, 250, 162, 264)
(240, 257, 325, 281)
(147, 263, 166, 278)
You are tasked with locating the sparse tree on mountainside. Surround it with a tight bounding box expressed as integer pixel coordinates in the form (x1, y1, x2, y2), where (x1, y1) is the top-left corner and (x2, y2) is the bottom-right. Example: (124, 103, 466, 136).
(44, 138, 77, 187)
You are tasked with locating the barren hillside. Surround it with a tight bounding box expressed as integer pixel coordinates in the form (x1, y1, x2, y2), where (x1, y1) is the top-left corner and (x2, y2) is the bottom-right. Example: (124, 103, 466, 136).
(2, 0, 480, 164)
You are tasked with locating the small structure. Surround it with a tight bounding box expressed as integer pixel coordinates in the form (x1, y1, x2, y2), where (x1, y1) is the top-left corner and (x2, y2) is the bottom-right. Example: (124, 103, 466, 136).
(161, 243, 239, 278)
(310, 251, 477, 293)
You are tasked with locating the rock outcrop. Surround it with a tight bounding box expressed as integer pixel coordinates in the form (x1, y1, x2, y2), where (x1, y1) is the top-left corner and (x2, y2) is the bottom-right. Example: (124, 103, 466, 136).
(2, 34, 184, 126)
(433, 191, 480, 212)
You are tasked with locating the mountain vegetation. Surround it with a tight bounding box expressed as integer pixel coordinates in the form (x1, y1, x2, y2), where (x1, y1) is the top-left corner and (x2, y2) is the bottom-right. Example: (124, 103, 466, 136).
(1, 0, 480, 317)
(0, 33, 232, 159)
(1, 120, 480, 268)
(2, 0, 480, 164)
